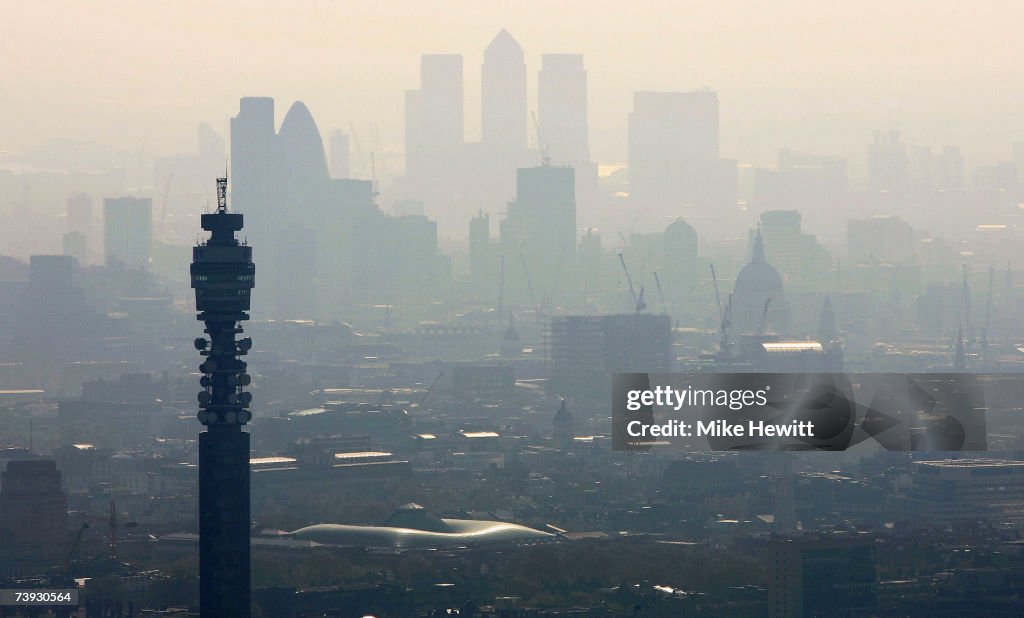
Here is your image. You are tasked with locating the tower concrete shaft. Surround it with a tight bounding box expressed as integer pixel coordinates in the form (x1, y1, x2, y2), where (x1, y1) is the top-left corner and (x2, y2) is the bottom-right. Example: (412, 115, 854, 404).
(191, 177, 255, 617)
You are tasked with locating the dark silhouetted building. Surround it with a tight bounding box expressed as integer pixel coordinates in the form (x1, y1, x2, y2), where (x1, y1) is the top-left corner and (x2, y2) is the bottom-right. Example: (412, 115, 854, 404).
(0, 460, 68, 556)
(191, 177, 255, 618)
(768, 536, 877, 618)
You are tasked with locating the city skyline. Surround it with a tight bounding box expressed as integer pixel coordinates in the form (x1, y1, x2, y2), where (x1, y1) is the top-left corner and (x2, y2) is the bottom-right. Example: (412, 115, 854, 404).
(4, 1, 1024, 171)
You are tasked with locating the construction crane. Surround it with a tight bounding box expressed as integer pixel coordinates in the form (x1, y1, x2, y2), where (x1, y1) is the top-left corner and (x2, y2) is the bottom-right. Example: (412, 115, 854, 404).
(618, 252, 645, 313)
(710, 265, 733, 354)
(519, 251, 537, 309)
(710, 265, 725, 327)
(653, 271, 667, 313)
(758, 298, 773, 337)
(531, 111, 550, 166)
(370, 152, 380, 198)
(418, 371, 445, 407)
(63, 521, 88, 581)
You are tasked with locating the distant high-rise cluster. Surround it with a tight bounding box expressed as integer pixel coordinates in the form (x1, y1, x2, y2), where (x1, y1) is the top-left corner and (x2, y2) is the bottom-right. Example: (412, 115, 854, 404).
(230, 97, 447, 322)
(628, 90, 736, 227)
(399, 30, 597, 236)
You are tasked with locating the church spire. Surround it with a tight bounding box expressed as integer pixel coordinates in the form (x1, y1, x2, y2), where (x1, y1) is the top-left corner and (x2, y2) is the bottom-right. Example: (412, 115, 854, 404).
(751, 227, 766, 264)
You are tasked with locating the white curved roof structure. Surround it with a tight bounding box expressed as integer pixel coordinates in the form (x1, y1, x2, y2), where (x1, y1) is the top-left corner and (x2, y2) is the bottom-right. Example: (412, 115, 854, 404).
(290, 503, 551, 549)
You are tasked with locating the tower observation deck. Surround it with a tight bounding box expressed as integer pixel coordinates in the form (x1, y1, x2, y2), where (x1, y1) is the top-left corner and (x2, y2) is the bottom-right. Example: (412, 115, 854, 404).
(190, 177, 254, 617)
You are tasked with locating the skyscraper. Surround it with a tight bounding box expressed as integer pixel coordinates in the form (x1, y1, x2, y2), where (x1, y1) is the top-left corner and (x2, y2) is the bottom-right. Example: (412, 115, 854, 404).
(538, 54, 589, 166)
(103, 197, 152, 268)
(230, 97, 276, 221)
(500, 165, 576, 306)
(405, 54, 463, 180)
(628, 90, 729, 217)
(0, 460, 67, 557)
(482, 30, 527, 157)
(191, 177, 255, 618)
(278, 101, 330, 211)
(230, 97, 330, 320)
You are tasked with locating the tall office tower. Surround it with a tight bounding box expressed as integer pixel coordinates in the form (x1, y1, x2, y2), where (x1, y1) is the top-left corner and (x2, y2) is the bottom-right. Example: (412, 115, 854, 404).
(190, 177, 255, 618)
(0, 460, 68, 557)
(277, 101, 331, 319)
(405, 54, 464, 180)
(329, 130, 350, 179)
(629, 90, 724, 216)
(230, 97, 276, 220)
(500, 165, 576, 306)
(103, 197, 152, 268)
(538, 54, 589, 165)
(231, 98, 276, 316)
(757, 210, 803, 284)
(482, 30, 527, 157)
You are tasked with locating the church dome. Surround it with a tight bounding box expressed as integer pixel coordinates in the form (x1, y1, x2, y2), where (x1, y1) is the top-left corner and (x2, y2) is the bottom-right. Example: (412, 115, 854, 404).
(664, 218, 697, 245)
(734, 230, 784, 297)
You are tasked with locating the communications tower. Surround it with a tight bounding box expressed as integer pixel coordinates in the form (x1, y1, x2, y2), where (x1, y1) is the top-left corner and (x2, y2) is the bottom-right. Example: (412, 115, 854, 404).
(191, 176, 255, 617)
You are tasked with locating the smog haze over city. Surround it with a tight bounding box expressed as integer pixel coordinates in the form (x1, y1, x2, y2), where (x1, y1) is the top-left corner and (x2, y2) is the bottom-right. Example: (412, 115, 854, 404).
(4, 2, 1024, 617)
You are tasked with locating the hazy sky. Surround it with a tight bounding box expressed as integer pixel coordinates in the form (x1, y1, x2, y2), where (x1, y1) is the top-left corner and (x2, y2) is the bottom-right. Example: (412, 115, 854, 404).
(4, 0, 1024, 171)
